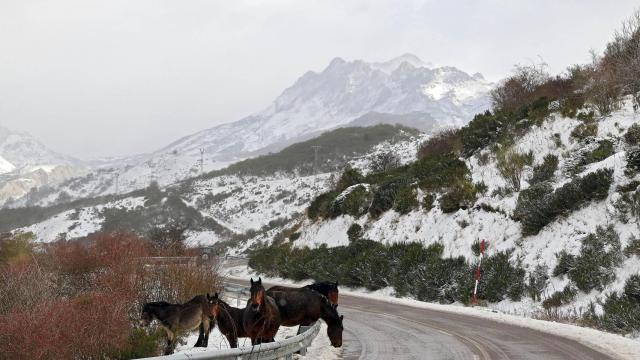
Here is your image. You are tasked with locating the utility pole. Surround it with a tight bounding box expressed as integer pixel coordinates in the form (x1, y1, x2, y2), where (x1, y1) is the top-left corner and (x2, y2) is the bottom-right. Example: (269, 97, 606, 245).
(114, 173, 120, 195)
(199, 148, 205, 175)
(311, 146, 321, 175)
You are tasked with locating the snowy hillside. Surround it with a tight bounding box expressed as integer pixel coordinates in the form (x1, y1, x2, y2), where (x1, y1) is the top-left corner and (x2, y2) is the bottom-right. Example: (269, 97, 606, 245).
(278, 97, 640, 322)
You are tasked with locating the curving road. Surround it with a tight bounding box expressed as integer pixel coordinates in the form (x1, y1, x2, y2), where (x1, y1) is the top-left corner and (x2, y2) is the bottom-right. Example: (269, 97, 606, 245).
(226, 278, 614, 360)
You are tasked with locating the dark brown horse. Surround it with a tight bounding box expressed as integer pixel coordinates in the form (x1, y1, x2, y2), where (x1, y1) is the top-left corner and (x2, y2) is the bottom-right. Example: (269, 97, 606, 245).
(304, 281, 339, 305)
(266, 286, 344, 347)
(140, 295, 214, 355)
(242, 277, 281, 345)
(205, 292, 247, 348)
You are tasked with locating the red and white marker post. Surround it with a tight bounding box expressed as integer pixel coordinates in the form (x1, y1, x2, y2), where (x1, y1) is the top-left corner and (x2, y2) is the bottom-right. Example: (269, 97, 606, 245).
(471, 239, 486, 305)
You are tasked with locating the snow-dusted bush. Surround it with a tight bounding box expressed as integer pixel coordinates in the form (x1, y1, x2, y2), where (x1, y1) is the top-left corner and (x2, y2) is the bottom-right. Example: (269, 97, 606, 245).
(529, 154, 558, 185)
(626, 149, 640, 174)
(307, 191, 339, 220)
(479, 251, 526, 302)
(439, 181, 477, 213)
(570, 118, 598, 141)
(554, 226, 622, 292)
(542, 284, 577, 309)
(347, 223, 363, 242)
(331, 185, 372, 218)
(624, 123, 640, 146)
(496, 147, 533, 191)
(517, 168, 613, 235)
(597, 275, 640, 334)
(393, 186, 419, 214)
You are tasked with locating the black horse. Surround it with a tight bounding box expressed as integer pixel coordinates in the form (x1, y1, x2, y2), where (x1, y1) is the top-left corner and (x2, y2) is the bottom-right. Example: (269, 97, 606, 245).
(140, 295, 214, 355)
(206, 293, 247, 348)
(266, 286, 343, 347)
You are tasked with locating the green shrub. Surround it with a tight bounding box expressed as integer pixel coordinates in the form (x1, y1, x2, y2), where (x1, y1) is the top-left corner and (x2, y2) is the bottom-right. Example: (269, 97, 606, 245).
(422, 193, 436, 212)
(542, 284, 577, 309)
(496, 147, 532, 191)
(331, 185, 372, 218)
(347, 223, 363, 242)
(529, 154, 559, 185)
(479, 251, 526, 302)
(624, 123, 640, 146)
(460, 110, 505, 156)
(561, 226, 623, 292)
(613, 189, 640, 224)
(369, 180, 401, 218)
(516, 169, 613, 235)
(413, 154, 470, 191)
(439, 181, 477, 213)
(624, 236, 640, 257)
(570, 121, 598, 141)
(394, 186, 419, 214)
(336, 167, 364, 192)
(559, 93, 586, 118)
(627, 149, 640, 174)
(528, 264, 549, 301)
(553, 250, 575, 277)
(596, 275, 640, 334)
(307, 191, 338, 220)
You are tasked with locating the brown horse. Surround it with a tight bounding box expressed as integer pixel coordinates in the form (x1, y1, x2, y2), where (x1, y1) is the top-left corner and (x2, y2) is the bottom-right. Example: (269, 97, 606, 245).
(266, 286, 344, 347)
(140, 295, 214, 355)
(205, 292, 247, 348)
(304, 281, 339, 305)
(242, 277, 281, 345)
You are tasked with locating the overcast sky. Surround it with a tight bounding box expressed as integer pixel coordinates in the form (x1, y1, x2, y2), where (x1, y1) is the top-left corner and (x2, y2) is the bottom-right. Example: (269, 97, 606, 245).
(1, 0, 638, 159)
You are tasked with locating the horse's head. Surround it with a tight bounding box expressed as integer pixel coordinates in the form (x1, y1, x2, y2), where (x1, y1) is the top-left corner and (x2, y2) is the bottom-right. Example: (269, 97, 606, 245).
(327, 310, 344, 348)
(139, 304, 154, 327)
(249, 277, 265, 311)
(207, 292, 221, 318)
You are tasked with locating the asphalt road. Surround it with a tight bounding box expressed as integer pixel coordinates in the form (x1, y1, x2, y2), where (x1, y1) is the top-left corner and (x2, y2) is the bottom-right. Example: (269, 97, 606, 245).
(225, 278, 614, 360)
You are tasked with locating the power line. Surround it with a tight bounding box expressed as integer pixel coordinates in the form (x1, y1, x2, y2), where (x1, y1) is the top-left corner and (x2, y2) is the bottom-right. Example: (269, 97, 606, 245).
(311, 146, 321, 174)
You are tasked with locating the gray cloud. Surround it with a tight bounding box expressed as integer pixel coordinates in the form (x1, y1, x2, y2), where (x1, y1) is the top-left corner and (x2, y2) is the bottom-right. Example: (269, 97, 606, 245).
(0, 0, 637, 158)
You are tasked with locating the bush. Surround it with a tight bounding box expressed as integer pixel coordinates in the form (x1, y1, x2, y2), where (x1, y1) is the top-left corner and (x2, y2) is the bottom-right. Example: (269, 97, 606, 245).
(542, 284, 578, 309)
(529, 154, 559, 185)
(422, 193, 436, 212)
(613, 188, 640, 225)
(595, 274, 640, 334)
(624, 236, 640, 256)
(413, 154, 470, 191)
(336, 167, 364, 192)
(459, 110, 505, 156)
(555, 226, 622, 292)
(417, 129, 462, 159)
(624, 123, 640, 146)
(570, 121, 598, 141)
(479, 251, 526, 302)
(369, 152, 400, 173)
(331, 185, 372, 218)
(569, 139, 616, 175)
(439, 181, 477, 213)
(369, 177, 411, 217)
(516, 169, 613, 235)
(627, 149, 640, 174)
(496, 147, 532, 191)
(250, 241, 474, 304)
(347, 223, 363, 242)
(394, 186, 419, 214)
(307, 191, 338, 220)
(0, 233, 221, 359)
(528, 264, 549, 301)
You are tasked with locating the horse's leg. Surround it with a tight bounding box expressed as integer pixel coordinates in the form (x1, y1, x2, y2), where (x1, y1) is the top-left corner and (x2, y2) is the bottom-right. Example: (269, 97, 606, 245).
(202, 317, 210, 347)
(164, 330, 176, 355)
(228, 334, 238, 348)
(194, 323, 205, 347)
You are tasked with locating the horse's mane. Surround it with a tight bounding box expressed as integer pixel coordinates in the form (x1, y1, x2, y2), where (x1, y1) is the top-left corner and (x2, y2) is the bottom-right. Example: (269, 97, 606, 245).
(304, 282, 338, 294)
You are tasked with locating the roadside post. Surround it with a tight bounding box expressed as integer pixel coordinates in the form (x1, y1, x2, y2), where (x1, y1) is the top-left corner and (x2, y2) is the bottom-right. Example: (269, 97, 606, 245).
(471, 239, 487, 305)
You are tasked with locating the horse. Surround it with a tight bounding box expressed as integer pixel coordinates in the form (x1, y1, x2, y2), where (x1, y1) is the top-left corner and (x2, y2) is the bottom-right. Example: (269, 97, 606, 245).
(242, 277, 281, 345)
(266, 286, 344, 347)
(140, 295, 214, 355)
(304, 281, 339, 305)
(205, 292, 247, 348)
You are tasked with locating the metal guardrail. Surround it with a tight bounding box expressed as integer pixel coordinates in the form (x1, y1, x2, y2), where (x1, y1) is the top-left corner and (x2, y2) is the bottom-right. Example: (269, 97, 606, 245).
(137, 284, 321, 360)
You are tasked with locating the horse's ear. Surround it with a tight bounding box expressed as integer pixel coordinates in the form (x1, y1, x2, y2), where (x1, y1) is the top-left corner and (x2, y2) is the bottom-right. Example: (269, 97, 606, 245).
(335, 281, 338, 287)
(258, 277, 262, 284)
(214, 292, 219, 299)
(250, 278, 254, 285)
(340, 315, 344, 321)
(207, 292, 211, 299)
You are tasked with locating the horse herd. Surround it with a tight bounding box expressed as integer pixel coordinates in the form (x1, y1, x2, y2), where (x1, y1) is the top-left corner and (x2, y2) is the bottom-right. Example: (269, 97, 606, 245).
(140, 278, 344, 355)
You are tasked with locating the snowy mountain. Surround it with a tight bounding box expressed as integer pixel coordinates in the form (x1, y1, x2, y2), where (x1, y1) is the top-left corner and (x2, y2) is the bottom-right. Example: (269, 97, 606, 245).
(0, 125, 86, 204)
(159, 54, 491, 162)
